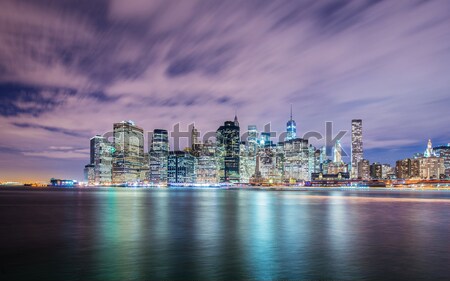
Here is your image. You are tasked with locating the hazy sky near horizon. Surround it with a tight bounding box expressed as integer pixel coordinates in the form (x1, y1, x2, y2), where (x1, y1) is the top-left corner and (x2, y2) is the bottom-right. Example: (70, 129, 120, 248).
(1, 0, 450, 181)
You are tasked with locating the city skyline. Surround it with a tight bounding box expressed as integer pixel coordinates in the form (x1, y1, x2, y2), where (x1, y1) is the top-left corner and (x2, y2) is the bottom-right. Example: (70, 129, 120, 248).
(78, 116, 448, 186)
(1, 0, 450, 181)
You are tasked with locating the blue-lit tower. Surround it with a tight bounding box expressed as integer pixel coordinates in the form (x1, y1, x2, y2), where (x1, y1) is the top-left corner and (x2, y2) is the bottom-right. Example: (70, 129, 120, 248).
(286, 104, 297, 141)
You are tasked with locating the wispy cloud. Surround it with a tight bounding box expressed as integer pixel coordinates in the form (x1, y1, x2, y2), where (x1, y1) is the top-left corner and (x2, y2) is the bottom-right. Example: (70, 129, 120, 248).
(0, 0, 449, 180)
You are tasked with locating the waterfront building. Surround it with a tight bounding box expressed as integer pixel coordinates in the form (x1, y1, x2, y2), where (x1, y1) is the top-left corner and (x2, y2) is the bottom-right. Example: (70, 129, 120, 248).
(140, 154, 149, 182)
(84, 164, 95, 185)
(258, 145, 283, 184)
(395, 158, 420, 179)
(89, 135, 113, 185)
(327, 162, 348, 174)
(168, 151, 196, 184)
(351, 119, 363, 179)
(418, 156, 445, 179)
(286, 104, 297, 141)
(195, 141, 219, 184)
(308, 145, 321, 176)
(357, 159, 370, 180)
(311, 172, 350, 181)
(112, 120, 144, 184)
(149, 129, 169, 185)
(239, 142, 256, 183)
(370, 162, 382, 179)
(216, 118, 240, 182)
(381, 164, 394, 179)
(283, 138, 309, 182)
(328, 140, 347, 175)
(433, 143, 450, 178)
(320, 159, 332, 174)
(416, 139, 446, 179)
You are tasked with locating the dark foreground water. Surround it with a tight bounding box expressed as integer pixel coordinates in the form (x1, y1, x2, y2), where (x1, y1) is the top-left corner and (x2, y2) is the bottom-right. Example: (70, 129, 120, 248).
(0, 188, 449, 280)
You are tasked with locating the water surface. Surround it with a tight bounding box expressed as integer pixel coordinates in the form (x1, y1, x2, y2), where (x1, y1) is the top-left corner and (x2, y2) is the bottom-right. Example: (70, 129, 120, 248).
(0, 188, 449, 280)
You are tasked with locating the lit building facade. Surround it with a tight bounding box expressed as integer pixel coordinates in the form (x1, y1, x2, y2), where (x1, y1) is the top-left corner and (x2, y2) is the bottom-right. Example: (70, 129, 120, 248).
(381, 164, 394, 179)
(258, 146, 283, 184)
(112, 121, 145, 184)
(308, 145, 321, 176)
(357, 159, 370, 180)
(239, 142, 256, 183)
(89, 135, 113, 185)
(149, 129, 169, 185)
(416, 139, 445, 179)
(370, 162, 382, 179)
(327, 162, 348, 174)
(216, 119, 240, 182)
(283, 138, 309, 182)
(418, 156, 445, 179)
(351, 119, 363, 179)
(168, 151, 196, 184)
(395, 158, 420, 179)
(84, 164, 95, 185)
(433, 144, 450, 178)
(195, 141, 218, 184)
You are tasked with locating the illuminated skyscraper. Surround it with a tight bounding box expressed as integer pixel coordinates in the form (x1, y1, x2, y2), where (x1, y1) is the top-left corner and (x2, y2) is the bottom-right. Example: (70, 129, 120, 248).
(168, 151, 196, 184)
(257, 146, 282, 184)
(247, 125, 258, 153)
(149, 129, 169, 185)
(286, 104, 297, 141)
(239, 142, 256, 183)
(333, 140, 342, 163)
(396, 158, 420, 179)
(357, 159, 370, 180)
(434, 144, 450, 177)
(283, 138, 309, 182)
(309, 146, 321, 174)
(351, 119, 363, 179)
(89, 135, 113, 185)
(195, 140, 218, 184)
(84, 164, 95, 185)
(370, 162, 382, 179)
(417, 139, 445, 179)
(418, 157, 445, 179)
(191, 125, 201, 153)
(112, 120, 144, 184)
(216, 118, 240, 182)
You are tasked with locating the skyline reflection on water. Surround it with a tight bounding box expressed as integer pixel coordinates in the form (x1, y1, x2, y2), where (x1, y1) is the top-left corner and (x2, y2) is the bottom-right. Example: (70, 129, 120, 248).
(0, 188, 449, 280)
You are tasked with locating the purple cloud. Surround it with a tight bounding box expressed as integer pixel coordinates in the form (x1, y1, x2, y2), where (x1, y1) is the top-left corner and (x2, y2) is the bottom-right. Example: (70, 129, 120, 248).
(0, 0, 449, 181)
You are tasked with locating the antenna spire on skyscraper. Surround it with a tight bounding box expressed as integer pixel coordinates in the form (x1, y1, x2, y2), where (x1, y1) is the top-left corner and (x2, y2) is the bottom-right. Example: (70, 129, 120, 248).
(234, 108, 239, 127)
(290, 104, 293, 120)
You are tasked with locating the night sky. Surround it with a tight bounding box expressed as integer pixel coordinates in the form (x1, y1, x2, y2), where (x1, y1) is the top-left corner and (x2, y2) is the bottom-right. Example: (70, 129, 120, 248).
(1, 0, 449, 182)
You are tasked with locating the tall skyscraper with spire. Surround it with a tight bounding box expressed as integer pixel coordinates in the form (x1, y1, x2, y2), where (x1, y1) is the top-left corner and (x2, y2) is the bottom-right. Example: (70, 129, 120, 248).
(286, 104, 297, 141)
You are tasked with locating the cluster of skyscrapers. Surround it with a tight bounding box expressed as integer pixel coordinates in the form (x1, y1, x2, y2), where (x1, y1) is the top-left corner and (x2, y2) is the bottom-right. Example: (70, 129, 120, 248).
(84, 113, 450, 186)
(395, 139, 448, 180)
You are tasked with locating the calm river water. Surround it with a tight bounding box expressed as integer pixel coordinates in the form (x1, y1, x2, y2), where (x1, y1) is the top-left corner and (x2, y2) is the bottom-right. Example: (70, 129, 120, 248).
(0, 188, 449, 280)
